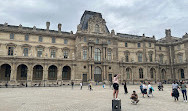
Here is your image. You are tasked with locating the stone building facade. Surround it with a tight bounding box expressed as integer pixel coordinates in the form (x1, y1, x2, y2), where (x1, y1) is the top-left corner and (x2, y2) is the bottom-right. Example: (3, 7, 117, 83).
(0, 10, 187, 86)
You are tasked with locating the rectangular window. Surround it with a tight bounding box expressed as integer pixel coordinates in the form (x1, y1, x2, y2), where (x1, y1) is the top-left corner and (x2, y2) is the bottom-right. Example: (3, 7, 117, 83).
(84, 37, 87, 42)
(178, 55, 183, 63)
(125, 42, 128, 47)
(138, 53, 142, 62)
(125, 54, 129, 62)
(159, 47, 162, 50)
(51, 49, 56, 58)
(23, 48, 28, 57)
(64, 39, 68, 44)
(10, 33, 14, 40)
(149, 43, 151, 47)
(96, 38, 99, 44)
(159, 55, 163, 64)
(25, 34, 29, 41)
(37, 49, 43, 57)
(149, 54, 152, 62)
(108, 40, 111, 45)
(52, 37, 55, 43)
(8, 47, 14, 56)
(39, 36, 43, 42)
(83, 49, 87, 60)
(64, 50, 68, 58)
(137, 43, 141, 48)
(107, 51, 111, 61)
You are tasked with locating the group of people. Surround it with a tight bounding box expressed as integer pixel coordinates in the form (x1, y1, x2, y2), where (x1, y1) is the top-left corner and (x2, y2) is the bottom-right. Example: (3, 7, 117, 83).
(140, 82, 154, 98)
(112, 74, 187, 104)
(172, 81, 187, 102)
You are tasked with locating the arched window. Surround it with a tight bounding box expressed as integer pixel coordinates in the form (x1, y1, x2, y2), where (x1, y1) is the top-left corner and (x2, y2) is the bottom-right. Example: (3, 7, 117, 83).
(150, 68, 154, 79)
(48, 65, 57, 80)
(94, 67, 102, 82)
(95, 24, 100, 33)
(95, 48, 101, 61)
(139, 68, 143, 79)
(126, 68, 131, 79)
(161, 69, 166, 80)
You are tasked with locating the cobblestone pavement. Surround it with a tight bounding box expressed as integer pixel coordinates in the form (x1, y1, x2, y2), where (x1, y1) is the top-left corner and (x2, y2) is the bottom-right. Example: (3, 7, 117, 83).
(0, 84, 188, 111)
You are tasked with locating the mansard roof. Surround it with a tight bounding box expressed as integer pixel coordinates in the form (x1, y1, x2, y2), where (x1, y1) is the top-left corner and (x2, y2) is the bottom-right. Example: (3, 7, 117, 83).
(80, 10, 109, 33)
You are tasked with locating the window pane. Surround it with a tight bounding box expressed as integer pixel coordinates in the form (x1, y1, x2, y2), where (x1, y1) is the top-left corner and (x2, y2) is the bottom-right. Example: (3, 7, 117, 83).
(83, 49, 87, 60)
(64, 39, 68, 44)
(25, 35, 29, 41)
(39, 36, 43, 42)
(8, 47, 14, 56)
(52, 37, 55, 43)
(23, 48, 28, 56)
(10, 33, 14, 40)
(37, 49, 43, 57)
(51, 49, 56, 58)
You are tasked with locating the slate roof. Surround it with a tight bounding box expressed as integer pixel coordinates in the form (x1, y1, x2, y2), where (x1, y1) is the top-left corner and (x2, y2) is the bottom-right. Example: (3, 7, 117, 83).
(80, 10, 109, 33)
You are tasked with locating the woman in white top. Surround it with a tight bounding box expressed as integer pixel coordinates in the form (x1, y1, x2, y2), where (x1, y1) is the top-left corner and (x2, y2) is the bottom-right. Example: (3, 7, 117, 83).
(113, 74, 120, 100)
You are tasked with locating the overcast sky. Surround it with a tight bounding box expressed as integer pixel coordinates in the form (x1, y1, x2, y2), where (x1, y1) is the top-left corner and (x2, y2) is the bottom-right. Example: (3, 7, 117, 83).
(0, 0, 188, 39)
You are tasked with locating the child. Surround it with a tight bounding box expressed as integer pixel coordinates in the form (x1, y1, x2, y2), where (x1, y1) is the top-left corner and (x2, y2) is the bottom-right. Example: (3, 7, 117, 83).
(148, 82, 154, 97)
(130, 91, 139, 103)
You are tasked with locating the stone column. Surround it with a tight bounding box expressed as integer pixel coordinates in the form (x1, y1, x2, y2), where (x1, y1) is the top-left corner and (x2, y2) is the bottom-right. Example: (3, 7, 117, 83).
(27, 64, 33, 86)
(88, 64, 91, 80)
(92, 65, 94, 81)
(71, 64, 76, 81)
(42, 64, 48, 86)
(10, 63, 17, 84)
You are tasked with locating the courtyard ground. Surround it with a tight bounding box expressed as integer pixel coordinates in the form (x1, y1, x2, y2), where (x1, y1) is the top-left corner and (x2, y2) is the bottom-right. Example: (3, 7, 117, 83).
(0, 84, 188, 111)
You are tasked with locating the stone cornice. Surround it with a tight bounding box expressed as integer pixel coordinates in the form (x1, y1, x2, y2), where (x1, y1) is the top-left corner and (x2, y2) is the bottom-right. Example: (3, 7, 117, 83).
(0, 24, 75, 39)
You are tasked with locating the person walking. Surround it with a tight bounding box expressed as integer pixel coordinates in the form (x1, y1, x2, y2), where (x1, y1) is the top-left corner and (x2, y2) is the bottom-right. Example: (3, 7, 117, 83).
(140, 82, 143, 94)
(89, 82, 93, 91)
(124, 81, 128, 94)
(142, 83, 147, 98)
(113, 74, 120, 100)
(172, 81, 179, 101)
(180, 81, 187, 102)
(103, 82, 106, 89)
(80, 82, 83, 90)
(71, 81, 74, 89)
(147, 82, 154, 97)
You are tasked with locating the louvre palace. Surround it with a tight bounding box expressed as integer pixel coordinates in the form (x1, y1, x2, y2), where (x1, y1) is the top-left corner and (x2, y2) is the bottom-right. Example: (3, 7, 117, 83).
(0, 10, 187, 86)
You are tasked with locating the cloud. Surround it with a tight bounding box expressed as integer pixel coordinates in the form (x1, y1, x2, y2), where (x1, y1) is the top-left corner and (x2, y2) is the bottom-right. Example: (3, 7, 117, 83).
(0, 0, 187, 39)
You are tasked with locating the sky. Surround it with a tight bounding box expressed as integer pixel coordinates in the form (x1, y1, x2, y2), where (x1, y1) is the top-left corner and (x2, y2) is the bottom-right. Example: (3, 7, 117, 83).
(0, 0, 188, 39)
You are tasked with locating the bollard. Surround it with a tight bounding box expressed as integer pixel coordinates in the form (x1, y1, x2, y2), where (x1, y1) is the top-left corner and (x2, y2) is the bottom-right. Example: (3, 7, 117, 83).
(112, 99, 121, 111)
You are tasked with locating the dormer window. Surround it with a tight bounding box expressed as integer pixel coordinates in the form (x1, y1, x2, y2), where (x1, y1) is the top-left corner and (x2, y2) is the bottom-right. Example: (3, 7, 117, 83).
(96, 38, 99, 44)
(10, 33, 14, 40)
(95, 24, 100, 33)
(25, 34, 29, 41)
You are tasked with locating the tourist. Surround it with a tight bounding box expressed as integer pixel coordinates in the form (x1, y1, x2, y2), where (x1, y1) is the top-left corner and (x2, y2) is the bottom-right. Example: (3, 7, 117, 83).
(142, 83, 147, 98)
(113, 74, 120, 100)
(180, 81, 187, 102)
(140, 82, 143, 94)
(158, 81, 163, 91)
(89, 82, 93, 91)
(130, 91, 139, 103)
(124, 81, 128, 94)
(172, 81, 179, 101)
(103, 82, 106, 89)
(147, 82, 154, 97)
(71, 81, 74, 89)
(80, 82, 83, 90)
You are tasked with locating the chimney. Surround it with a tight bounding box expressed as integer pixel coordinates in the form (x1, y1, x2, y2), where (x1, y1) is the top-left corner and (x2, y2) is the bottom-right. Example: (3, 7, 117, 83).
(58, 23, 62, 32)
(111, 29, 115, 36)
(46, 22, 50, 30)
(165, 29, 171, 37)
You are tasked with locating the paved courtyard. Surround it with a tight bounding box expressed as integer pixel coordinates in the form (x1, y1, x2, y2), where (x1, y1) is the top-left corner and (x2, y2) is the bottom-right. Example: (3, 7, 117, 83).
(0, 84, 188, 111)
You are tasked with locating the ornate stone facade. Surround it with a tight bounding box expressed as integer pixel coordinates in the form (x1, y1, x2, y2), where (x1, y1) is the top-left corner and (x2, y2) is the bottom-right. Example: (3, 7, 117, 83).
(0, 10, 187, 86)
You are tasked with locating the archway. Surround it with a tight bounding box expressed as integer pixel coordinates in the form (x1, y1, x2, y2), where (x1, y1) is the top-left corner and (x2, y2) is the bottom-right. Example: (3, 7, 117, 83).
(17, 64, 28, 80)
(94, 66, 102, 82)
(48, 65, 57, 80)
(33, 65, 43, 80)
(0, 64, 11, 81)
(161, 69, 166, 80)
(62, 66, 71, 80)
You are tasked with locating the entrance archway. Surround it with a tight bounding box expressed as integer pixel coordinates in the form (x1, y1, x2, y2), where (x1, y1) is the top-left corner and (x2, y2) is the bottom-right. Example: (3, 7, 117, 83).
(48, 65, 57, 80)
(62, 66, 71, 80)
(0, 64, 11, 81)
(33, 65, 43, 80)
(17, 64, 28, 80)
(94, 67, 102, 82)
